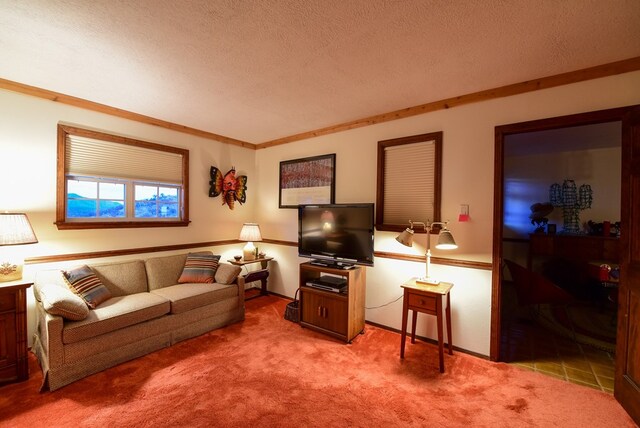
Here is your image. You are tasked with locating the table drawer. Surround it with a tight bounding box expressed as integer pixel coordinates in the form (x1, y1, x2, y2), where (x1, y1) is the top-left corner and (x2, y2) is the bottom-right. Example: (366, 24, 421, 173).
(407, 292, 436, 312)
(0, 293, 15, 312)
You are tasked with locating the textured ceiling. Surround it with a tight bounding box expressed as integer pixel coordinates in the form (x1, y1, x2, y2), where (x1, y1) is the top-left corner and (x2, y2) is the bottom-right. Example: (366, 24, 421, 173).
(1, 0, 639, 144)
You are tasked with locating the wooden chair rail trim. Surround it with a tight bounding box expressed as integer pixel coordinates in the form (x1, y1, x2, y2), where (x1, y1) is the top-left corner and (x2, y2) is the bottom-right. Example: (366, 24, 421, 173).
(26, 238, 492, 270)
(373, 251, 492, 270)
(25, 240, 239, 264)
(261, 238, 297, 247)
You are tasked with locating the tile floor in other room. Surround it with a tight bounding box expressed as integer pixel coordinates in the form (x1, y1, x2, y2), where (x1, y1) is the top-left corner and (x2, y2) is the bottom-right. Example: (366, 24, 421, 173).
(500, 314, 615, 394)
(500, 273, 616, 394)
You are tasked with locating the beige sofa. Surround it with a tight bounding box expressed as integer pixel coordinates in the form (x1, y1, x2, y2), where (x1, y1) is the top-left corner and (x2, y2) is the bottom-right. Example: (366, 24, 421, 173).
(31, 252, 245, 391)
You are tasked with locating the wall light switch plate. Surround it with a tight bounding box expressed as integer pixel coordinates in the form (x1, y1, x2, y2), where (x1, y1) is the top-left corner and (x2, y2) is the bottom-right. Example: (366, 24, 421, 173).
(459, 204, 470, 222)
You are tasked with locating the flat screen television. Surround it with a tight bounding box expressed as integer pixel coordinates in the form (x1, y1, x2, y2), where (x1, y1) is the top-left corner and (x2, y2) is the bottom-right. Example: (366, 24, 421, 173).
(298, 203, 375, 268)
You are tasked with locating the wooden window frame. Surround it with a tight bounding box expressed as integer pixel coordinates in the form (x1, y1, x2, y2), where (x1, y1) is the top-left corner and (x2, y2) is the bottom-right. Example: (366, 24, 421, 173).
(56, 124, 190, 230)
(375, 131, 442, 233)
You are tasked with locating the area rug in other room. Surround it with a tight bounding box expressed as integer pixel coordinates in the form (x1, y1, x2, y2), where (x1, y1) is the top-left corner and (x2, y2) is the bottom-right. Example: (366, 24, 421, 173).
(537, 301, 617, 353)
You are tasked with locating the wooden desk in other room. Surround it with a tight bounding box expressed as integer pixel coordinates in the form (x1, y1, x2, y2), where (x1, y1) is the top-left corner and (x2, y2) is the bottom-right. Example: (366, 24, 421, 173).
(528, 233, 619, 270)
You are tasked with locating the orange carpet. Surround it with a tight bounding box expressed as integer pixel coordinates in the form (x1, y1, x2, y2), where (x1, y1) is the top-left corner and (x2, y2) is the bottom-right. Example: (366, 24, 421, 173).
(0, 295, 635, 427)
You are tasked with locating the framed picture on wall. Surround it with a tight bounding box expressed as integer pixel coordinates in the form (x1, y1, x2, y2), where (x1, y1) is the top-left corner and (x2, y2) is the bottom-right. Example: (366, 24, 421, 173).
(279, 154, 336, 208)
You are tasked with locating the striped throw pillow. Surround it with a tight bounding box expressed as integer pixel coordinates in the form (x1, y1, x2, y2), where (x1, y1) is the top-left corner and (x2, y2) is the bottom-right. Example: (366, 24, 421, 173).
(63, 265, 112, 309)
(178, 253, 221, 284)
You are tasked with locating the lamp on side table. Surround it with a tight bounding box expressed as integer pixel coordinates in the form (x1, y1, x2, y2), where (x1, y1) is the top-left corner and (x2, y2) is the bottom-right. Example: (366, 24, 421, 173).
(0, 213, 38, 282)
(395, 220, 457, 285)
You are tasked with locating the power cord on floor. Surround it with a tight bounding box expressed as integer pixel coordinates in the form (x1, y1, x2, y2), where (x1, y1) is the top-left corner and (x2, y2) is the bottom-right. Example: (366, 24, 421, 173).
(365, 294, 403, 310)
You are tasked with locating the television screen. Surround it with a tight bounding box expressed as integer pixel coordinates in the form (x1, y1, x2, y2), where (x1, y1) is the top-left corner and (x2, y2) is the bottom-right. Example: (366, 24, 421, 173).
(298, 203, 374, 267)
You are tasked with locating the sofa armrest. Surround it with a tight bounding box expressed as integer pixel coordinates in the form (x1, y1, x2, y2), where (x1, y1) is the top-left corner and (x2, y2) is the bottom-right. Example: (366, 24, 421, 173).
(34, 301, 65, 368)
(236, 276, 245, 307)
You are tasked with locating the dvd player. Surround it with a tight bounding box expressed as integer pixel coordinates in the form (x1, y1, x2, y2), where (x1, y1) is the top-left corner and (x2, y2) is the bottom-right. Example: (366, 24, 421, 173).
(305, 275, 347, 293)
(309, 260, 355, 270)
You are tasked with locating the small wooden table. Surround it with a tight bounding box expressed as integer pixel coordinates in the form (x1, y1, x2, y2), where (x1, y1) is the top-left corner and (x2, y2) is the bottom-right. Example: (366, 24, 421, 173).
(400, 279, 453, 373)
(0, 280, 32, 386)
(228, 257, 274, 299)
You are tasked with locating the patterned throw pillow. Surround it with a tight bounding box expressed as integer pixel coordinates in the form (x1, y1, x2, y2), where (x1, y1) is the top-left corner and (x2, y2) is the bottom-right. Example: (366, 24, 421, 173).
(63, 265, 112, 309)
(178, 253, 221, 284)
(39, 283, 90, 321)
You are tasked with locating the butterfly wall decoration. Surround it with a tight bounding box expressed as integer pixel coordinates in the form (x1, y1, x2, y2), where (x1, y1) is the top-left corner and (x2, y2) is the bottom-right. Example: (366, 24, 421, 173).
(209, 166, 247, 210)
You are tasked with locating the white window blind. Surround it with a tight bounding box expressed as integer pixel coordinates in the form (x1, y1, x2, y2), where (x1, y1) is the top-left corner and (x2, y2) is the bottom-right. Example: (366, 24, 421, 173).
(383, 140, 436, 225)
(65, 135, 183, 184)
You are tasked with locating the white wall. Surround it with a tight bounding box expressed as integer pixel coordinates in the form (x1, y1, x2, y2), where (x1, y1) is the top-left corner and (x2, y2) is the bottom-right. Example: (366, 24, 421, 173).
(256, 71, 640, 356)
(0, 88, 257, 343)
(2, 71, 639, 358)
(0, 89, 259, 251)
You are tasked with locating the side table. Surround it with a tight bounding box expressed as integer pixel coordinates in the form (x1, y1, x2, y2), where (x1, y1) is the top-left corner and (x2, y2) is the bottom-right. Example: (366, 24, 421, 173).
(228, 257, 274, 300)
(400, 278, 453, 373)
(0, 280, 32, 386)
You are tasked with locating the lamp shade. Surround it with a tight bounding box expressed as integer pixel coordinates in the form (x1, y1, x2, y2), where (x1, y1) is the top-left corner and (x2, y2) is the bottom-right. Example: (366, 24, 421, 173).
(435, 228, 458, 250)
(395, 227, 414, 247)
(0, 213, 38, 246)
(239, 223, 262, 242)
(0, 213, 37, 282)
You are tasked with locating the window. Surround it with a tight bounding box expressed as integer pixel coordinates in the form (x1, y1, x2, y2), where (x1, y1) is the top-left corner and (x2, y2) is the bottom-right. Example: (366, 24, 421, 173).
(56, 125, 189, 229)
(67, 178, 126, 218)
(134, 184, 179, 218)
(375, 132, 442, 232)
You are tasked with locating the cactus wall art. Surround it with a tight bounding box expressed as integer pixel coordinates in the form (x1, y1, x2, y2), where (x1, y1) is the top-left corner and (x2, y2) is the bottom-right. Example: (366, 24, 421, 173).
(549, 179, 593, 234)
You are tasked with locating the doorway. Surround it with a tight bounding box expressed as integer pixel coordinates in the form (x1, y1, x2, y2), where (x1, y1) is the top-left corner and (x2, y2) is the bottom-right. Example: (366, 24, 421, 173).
(490, 106, 638, 361)
(500, 121, 621, 392)
(491, 105, 640, 423)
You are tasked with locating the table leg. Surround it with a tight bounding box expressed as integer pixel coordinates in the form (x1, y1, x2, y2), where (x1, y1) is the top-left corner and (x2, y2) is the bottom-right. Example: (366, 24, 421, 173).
(400, 291, 408, 358)
(260, 278, 268, 295)
(436, 295, 445, 373)
(445, 293, 453, 355)
(411, 310, 418, 343)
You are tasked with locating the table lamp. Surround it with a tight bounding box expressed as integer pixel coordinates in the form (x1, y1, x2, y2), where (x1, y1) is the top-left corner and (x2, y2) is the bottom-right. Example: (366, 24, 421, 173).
(0, 213, 38, 282)
(239, 223, 262, 261)
(396, 220, 457, 285)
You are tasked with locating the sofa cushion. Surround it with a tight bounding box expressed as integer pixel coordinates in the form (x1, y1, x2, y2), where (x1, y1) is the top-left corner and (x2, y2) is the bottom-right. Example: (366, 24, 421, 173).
(145, 253, 190, 290)
(178, 253, 221, 284)
(63, 265, 112, 309)
(62, 293, 170, 344)
(215, 263, 242, 285)
(150, 283, 238, 314)
(38, 283, 90, 321)
(91, 260, 148, 296)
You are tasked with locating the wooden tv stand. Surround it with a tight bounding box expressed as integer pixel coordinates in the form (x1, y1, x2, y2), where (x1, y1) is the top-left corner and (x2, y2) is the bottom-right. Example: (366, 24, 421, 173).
(299, 262, 366, 343)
